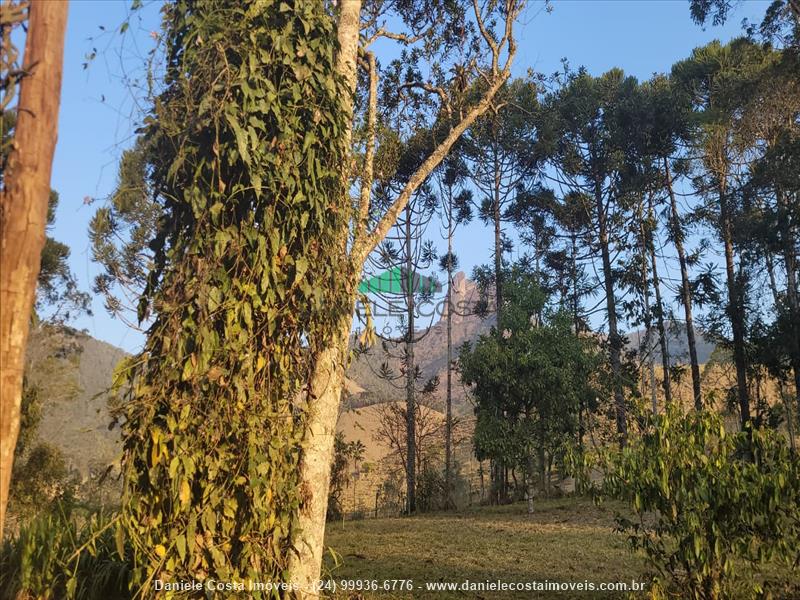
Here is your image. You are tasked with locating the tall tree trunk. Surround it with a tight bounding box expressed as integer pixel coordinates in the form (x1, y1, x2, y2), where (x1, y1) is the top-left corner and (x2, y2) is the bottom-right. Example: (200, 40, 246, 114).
(493, 148, 503, 324)
(648, 196, 672, 405)
(404, 206, 417, 514)
(777, 188, 800, 449)
(596, 186, 627, 445)
(0, 0, 68, 538)
(288, 314, 352, 594)
(665, 159, 702, 409)
(491, 148, 509, 501)
(288, 3, 361, 591)
(444, 216, 453, 508)
(720, 183, 751, 428)
(637, 197, 658, 413)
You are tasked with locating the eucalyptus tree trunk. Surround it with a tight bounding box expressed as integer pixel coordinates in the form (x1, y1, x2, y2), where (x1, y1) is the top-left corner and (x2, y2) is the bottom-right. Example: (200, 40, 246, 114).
(0, 0, 68, 538)
(665, 159, 702, 410)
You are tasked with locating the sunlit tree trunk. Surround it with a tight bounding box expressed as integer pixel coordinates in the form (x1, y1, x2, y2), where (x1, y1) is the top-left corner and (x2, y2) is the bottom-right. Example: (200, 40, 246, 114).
(289, 0, 520, 590)
(0, 0, 68, 538)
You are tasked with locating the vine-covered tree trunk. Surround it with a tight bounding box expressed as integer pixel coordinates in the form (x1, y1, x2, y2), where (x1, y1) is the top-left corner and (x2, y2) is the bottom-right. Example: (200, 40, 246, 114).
(0, 0, 68, 538)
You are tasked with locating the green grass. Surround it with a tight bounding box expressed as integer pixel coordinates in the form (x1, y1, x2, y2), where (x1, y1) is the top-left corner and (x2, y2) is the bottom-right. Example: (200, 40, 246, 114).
(323, 497, 647, 599)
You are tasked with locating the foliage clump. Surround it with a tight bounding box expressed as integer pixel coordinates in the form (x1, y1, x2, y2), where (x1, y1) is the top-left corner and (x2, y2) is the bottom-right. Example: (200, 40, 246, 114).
(596, 408, 800, 599)
(114, 0, 351, 590)
(0, 508, 129, 600)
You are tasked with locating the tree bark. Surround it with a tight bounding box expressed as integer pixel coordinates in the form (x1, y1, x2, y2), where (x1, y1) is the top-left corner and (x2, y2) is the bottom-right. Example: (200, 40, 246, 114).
(665, 159, 702, 410)
(0, 0, 68, 538)
(288, 315, 352, 594)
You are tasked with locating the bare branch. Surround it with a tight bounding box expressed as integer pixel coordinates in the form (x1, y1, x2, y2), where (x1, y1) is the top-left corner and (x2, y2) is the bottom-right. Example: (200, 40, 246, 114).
(473, 0, 499, 71)
(353, 75, 514, 265)
(397, 81, 452, 119)
(356, 50, 378, 243)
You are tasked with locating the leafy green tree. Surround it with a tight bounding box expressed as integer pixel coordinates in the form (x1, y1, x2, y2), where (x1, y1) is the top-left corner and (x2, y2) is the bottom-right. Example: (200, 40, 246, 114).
(689, 0, 799, 47)
(460, 264, 600, 510)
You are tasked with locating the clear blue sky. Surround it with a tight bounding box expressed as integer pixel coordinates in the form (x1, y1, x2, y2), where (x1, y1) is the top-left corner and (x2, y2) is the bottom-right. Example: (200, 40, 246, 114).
(48, 0, 769, 353)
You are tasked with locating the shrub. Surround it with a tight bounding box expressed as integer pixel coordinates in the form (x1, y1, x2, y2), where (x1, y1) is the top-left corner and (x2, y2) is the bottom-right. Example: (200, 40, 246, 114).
(0, 506, 130, 600)
(598, 407, 800, 599)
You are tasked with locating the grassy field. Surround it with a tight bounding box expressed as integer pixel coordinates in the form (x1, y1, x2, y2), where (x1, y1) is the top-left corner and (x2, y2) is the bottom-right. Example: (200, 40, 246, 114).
(323, 497, 647, 599)
(324, 496, 800, 599)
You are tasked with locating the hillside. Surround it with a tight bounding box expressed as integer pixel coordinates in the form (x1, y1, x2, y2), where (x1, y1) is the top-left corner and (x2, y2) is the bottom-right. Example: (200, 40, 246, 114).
(25, 326, 127, 481)
(22, 295, 719, 492)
